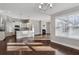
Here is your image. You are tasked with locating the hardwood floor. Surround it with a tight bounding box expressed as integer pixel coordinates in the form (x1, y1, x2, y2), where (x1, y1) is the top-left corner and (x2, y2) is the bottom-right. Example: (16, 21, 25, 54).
(0, 35, 79, 55)
(0, 35, 55, 55)
(50, 42, 79, 55)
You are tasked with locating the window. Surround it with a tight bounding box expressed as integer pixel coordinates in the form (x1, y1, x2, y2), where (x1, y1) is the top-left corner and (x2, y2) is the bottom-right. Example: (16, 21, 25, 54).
(55, 15, 79, 39)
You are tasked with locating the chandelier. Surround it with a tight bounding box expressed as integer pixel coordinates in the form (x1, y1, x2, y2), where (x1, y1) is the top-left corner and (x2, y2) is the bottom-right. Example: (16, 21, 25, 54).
(38, 3, 53, 11)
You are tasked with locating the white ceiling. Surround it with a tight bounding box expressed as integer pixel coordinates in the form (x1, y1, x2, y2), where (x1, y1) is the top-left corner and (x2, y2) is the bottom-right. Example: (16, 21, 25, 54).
(0, 3, 79, 21)
(0, 3, 50, 21)
(46, 3, 79, 15)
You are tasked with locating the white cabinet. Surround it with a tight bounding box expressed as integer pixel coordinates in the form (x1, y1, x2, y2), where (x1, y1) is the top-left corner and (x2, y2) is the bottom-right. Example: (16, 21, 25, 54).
(0, 32, 5, 41)
(16, 30, 34, 39)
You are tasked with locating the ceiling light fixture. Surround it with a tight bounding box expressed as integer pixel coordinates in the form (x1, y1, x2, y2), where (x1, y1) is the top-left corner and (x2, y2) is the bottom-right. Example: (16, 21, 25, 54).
(39, 4, 42, 8)
(38, 3, 53, 11)
(50, 3, 53, 8)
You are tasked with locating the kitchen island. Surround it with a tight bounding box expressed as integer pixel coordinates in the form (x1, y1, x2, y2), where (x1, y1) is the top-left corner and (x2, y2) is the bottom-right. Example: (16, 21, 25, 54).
(16, 30, 34, 39)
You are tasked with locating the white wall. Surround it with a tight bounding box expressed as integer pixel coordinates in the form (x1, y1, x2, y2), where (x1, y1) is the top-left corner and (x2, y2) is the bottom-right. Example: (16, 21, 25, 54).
(51, 6, 79, 49)
(31, 20, 41, 35)
(46, 22, 50, 34)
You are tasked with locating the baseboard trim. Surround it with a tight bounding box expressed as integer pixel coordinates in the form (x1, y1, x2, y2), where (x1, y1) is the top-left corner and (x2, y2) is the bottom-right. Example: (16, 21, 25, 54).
(50, 42, 79, 55)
